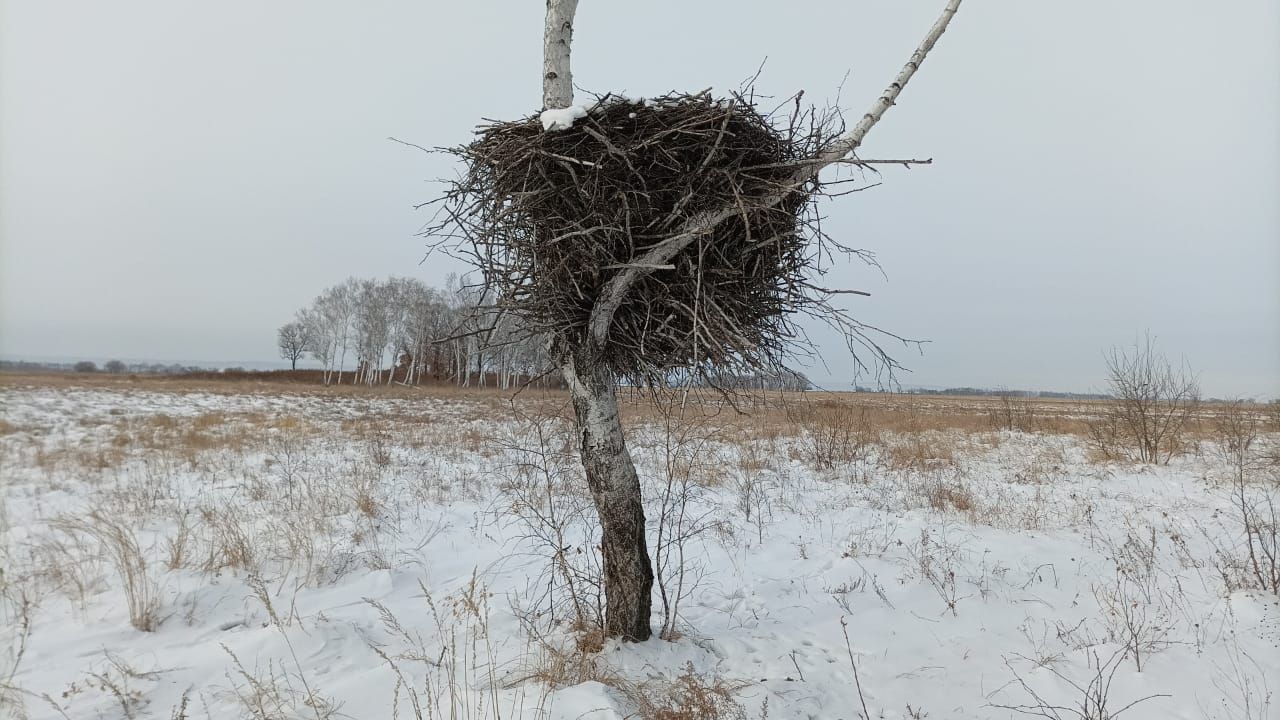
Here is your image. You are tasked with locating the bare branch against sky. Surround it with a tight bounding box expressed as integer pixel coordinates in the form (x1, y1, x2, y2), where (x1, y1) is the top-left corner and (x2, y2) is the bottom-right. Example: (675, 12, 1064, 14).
(1, 0, 1276, 396)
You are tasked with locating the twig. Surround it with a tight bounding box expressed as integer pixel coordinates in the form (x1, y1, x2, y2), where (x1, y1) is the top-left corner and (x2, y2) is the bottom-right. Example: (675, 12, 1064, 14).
(841, 617, 873, 720)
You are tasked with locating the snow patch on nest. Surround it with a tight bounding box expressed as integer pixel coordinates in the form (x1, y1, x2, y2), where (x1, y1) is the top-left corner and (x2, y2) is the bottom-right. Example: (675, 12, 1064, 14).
(539, 105, 588, 131)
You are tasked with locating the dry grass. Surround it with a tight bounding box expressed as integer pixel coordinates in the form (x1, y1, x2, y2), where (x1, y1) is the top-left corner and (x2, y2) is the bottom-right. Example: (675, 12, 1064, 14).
(50, 512, 160, 632)
(198, 507, 258, 575)
(925, 480, 976, 513)
(222, 646, 341, 720)
(628, 663, 749, 720)
(881, 432, 959, 472)
(5, 368, 1276, 719)
(0, 369, 562, 405)
(518, 624, 617, 690)
(2, 369, 1243, 447)
(112, 412, 263, 466)
(518, 624, 749, 720)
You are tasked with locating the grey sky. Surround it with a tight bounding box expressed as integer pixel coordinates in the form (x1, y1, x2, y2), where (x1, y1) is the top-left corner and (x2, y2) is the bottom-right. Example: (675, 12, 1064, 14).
(2, 0, 1277, 397)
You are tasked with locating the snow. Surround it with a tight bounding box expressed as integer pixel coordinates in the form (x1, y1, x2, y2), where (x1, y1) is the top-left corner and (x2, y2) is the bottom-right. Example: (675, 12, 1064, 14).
(540, 105, 588, 131)
(1, 383, 1277, 719)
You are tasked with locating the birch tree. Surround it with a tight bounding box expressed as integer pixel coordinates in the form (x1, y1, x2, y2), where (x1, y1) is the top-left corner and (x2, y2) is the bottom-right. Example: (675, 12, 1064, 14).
(519, 0, 964, 640)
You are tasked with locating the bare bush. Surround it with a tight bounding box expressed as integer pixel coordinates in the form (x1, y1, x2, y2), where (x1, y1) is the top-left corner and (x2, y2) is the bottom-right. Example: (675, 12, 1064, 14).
(1087, 335, 1199, 464)
(904, 528, 967, 616)
(1227, 486, 1280, 594)
(990, 390, 1040, 433)
(649, 393, 719, 639)
(789, 400, 879, 470)
(495, 410, 604, 632)
(1200, 637, 1274, 720)
(1209, 401, 1280, 594)
(1092, 577, 1174, 672)
(990, 649, 1169, 719)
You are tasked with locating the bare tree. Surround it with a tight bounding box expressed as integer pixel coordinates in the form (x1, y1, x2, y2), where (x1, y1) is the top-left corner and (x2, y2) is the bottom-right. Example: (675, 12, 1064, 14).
(310, 279, 357, 385)
(299, 306, 334, 382)
(423, 0, 961, 640)
(287, 275, 548, 388)
(1092, 333, 1201, 464)
(104, 359, 127, 374)
(73, 361, 98, 373)
(277, 320, 312, 370)
(542, 0, 961, 640)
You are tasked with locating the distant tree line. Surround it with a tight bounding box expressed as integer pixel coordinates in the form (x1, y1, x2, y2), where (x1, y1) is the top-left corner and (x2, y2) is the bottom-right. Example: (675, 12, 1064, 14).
(279, 275, 558, 388)
(854, 385, 1114, 401)
(0, 359, 200, 375)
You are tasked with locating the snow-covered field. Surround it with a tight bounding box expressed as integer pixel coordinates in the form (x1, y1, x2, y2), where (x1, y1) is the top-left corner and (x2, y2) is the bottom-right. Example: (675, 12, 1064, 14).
(1, 381, 1277, 719)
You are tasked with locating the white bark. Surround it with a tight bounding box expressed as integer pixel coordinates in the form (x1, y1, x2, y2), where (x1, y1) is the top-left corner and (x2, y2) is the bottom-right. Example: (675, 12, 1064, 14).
(542, 0, 579, 109)
(799, 0, 961, 179)
(562, 352, 653, 639)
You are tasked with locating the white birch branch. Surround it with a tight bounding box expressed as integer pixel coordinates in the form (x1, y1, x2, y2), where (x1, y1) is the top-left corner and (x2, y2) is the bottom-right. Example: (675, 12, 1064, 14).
(586, 0, 962, 348)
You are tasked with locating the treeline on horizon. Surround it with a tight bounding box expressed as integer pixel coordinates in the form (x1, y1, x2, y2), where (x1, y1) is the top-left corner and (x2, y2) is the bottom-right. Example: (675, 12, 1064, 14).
(275, 276, 815, 391)
(5, 359, 1270, 404)
(856, 385, 1113, 401)
(276, 275, 550, 389)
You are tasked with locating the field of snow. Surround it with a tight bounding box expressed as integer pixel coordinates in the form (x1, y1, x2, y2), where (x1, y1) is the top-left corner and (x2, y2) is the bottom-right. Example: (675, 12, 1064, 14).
(1, 379, 1277, 719)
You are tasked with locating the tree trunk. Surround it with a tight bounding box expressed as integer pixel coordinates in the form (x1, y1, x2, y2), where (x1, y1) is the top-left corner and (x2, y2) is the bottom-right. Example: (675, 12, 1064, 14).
(542, 0, 579, 110)
(562, 352, 653, 641)
(541, 0, 652, 643)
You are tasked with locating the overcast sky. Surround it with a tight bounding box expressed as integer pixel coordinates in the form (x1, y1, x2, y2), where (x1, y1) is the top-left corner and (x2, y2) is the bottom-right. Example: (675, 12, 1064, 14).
(2, 0, 1277, 397)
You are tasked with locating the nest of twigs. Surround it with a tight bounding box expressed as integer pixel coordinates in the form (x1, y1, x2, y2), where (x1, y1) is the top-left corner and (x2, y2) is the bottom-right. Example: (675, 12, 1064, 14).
(429, 90, 883, 383)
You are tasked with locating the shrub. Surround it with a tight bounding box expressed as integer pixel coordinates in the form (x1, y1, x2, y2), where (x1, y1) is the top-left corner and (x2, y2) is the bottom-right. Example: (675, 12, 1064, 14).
(1087, 335, 1199, 464)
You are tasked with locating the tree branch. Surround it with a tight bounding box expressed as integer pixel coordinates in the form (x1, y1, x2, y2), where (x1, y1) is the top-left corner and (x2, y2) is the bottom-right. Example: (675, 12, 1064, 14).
(586, 0, 962, 349)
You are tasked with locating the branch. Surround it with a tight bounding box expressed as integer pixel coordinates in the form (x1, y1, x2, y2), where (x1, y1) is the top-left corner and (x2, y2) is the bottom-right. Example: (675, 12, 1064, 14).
(542, 0, 580, 110)
(797, 0, 961, 183)
(742, 157, 934, 172)
(586, 0, 962, 348)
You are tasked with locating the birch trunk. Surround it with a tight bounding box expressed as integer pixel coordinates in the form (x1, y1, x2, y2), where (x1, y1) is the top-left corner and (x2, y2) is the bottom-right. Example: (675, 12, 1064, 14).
(562, 353, 653, 640)
(542, 0, 579, 110)
(543, 0, 654, 641)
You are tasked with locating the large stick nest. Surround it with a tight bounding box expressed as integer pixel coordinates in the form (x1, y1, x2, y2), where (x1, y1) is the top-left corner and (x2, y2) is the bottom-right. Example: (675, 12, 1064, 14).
(428, 90, 892, 384)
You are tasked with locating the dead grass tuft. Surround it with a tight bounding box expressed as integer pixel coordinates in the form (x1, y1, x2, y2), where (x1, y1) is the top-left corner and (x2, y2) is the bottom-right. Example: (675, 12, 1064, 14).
(51, 512, 160, 631)
(521, 631, 617, 690)
(199, 508, 258, 575)
(926, 482, 976, 513)
(882, 433, 958, 472)
(630, 663, 749, 720)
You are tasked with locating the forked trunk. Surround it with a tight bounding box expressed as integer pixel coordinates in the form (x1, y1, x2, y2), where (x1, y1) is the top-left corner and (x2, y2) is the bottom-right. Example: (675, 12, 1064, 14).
(562, 353, 653, 641)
